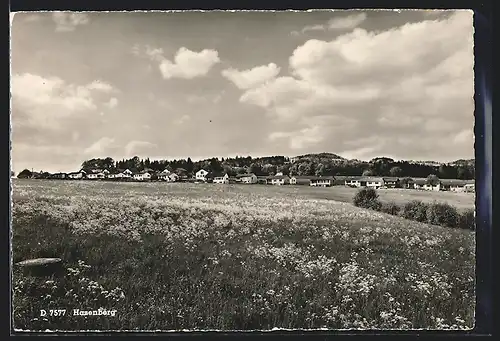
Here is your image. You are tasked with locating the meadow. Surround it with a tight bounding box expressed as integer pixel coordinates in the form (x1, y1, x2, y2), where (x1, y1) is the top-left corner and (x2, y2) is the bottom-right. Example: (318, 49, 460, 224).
(11, 180, 475, 331)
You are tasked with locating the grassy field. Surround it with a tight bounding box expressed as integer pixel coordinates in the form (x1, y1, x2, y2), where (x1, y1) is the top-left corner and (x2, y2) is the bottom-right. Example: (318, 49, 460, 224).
(11, 180, 475, 331)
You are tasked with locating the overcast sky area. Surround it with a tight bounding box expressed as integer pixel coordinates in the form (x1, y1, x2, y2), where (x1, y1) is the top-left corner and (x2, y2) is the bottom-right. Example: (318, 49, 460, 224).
(11, 10, 474, 173)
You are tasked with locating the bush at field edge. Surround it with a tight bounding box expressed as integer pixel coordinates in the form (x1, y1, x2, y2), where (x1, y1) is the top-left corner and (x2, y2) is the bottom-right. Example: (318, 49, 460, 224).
(353, 188, 382, 211)
(352, 190, 474, 230)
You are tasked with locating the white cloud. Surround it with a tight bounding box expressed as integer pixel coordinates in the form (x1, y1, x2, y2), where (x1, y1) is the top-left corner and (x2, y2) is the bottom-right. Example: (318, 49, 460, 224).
(222, 63, 281, 90)
(239, 11, 474, 158)
(301, 24, 327, 34)
(11, 73, 117, 130)
(159, 47, 220, 79)
(145, 46, 164, 61)
(87, 80, 115, 93)
(124, 141, 158, 157)
(105, 97, 118, 109)
(133, 45, 220, 80)
(327, 13, 367, 30)
(296, 12, 367, 35)
(84, 137, 116, 156)
(269, 125, 327, 150)
(52, 12, 90, 32)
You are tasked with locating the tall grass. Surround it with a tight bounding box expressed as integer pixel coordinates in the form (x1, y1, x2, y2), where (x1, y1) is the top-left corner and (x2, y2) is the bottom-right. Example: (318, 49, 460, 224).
(11, 182, 475, 331)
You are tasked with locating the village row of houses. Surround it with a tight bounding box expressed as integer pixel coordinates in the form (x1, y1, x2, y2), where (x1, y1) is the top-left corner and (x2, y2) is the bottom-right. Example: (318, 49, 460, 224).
(206, 172, 475, 192)
(20, 168, 475, 193)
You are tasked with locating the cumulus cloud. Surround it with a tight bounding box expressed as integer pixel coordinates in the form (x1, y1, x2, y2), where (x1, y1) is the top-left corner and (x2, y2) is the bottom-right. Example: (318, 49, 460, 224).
(84, 137, 116, 156)
(133, 45, 220, 80)
(222, 63, 281, 90)
(239, 11, 474, 160)
(159, 47, 220, 79)
(52, 12, 90, 32)
(11, 73, 117, 130)
(124, 140, 158, 157)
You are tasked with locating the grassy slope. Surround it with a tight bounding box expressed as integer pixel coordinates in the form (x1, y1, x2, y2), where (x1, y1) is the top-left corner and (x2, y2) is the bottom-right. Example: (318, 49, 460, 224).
(11, 180, 475, 331)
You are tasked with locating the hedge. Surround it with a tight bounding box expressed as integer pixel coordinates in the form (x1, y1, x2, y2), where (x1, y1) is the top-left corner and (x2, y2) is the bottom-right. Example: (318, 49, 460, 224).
(352, 189, 475, 230)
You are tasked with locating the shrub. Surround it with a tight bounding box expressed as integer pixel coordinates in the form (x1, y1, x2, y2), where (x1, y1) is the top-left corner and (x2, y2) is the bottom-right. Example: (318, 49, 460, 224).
(353, 188, 382, 211)
(458, 208, 475, 231)
(401, 200, 429, 223)
(425, 202, 460, 228)
(380, 201, 401, 216)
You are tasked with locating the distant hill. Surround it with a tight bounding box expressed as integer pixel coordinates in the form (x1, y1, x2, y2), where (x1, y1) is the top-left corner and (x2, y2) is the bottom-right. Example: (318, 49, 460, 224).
(294, 153, 346, 160)
(449, 159, 474, 166)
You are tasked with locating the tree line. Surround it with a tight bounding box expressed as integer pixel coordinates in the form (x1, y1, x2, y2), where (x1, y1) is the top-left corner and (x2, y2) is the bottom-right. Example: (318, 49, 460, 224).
(16, 154, 475, 180)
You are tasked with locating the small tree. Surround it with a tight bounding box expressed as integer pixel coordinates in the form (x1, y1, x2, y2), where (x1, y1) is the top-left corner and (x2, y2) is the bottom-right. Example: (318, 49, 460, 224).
(426, 174, 440, 186)
(362, 169, 374, 176)
(399, 177, 413, 189)
(17, 169, 32, 179)
(353, 188, 382, 211)
(389, 166, 403, 177)
(315, 164, 325, 177)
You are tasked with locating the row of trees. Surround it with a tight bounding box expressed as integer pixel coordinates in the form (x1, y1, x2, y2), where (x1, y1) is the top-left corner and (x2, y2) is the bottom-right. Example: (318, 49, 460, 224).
(18, 155, 475, 180)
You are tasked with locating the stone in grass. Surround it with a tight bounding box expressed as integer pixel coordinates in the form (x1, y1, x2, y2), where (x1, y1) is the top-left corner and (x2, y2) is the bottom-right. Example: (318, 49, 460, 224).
(16, 258, 64, 277)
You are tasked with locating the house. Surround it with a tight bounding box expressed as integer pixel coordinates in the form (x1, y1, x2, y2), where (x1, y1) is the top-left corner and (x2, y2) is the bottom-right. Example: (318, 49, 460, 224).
(275, 172, 284, 176)
(464, 181, 475, 193)
(332, 175, 349, 186)
(108, 172, 125, 180)
(423, 182, 440, 191)
(213, 173, 230, 184)
(122, 169, 133, 178)
(236, 173, 258, 184)
(133, 171, 151, 181)
(410, 178, 427, 190)
(86, 173, 99, 180)
(310, 176, 335, 187)
(345, 177, 384, 189)
(289, 176, 317, 185)
(409, 178, 440, 191)
(195, 169, 209, 182)
(257, 176, 269, 184)
(267, 175, 290, 186)
(96, 172, 106, 179)
(68, 170, 86, 180)
(167, 173, 180, 182)
(440, 179, 474, 192)
(50, 172, 67, 179)
(382, 177, 400, 188)
(158, 169, 172, 181)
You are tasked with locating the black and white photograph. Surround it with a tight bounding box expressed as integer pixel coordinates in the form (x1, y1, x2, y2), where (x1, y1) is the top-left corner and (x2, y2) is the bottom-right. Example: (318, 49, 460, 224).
(10, 9, 476, 332)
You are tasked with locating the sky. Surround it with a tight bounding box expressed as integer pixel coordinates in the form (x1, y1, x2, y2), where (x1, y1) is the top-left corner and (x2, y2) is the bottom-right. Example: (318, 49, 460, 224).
(10, 10, 474, 173)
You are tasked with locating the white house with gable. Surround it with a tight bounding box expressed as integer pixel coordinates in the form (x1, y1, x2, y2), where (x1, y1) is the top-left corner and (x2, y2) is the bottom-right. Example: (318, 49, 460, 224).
(133, 171, 151, 181)
(195, 169, 209, 182)
(158, 169, 172, 181)
(122, 169, 133, 178)
(213, 173, 230, 184)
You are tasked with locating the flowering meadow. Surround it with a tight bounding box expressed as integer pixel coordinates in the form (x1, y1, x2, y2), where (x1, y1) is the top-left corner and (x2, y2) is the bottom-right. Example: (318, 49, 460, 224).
(11, 180, 475, 331)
